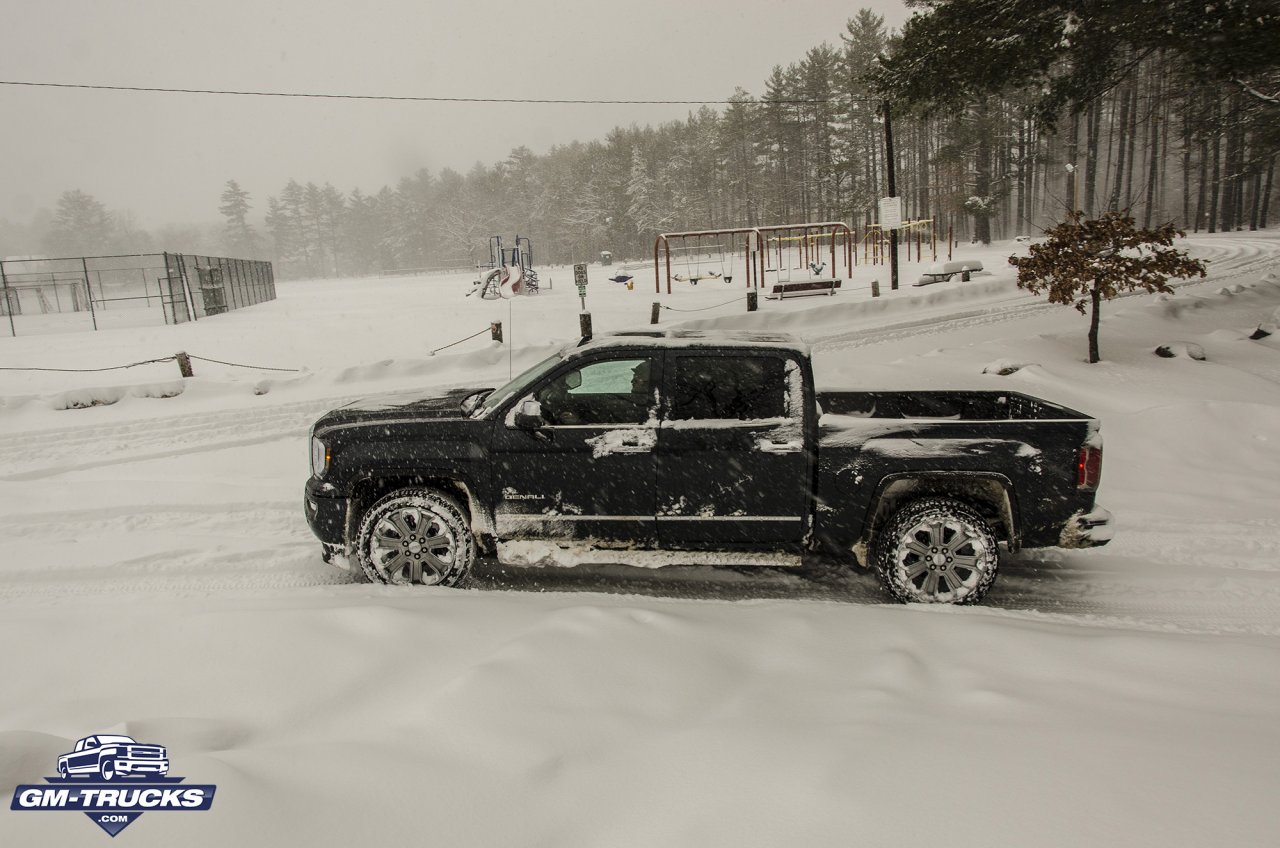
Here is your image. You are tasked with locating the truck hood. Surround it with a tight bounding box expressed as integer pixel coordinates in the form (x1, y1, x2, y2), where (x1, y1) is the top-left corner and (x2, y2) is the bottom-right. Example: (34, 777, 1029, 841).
(313, 386, 491, 433)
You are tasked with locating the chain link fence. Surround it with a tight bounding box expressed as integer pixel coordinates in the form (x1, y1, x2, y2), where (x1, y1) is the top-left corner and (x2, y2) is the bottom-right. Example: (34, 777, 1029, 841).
(1, 253, 275, 337)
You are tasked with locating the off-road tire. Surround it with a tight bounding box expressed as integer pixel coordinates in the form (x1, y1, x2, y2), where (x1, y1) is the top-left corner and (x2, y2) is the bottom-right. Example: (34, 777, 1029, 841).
(356, 488, 475, 587)
(874, 497, 999, 604)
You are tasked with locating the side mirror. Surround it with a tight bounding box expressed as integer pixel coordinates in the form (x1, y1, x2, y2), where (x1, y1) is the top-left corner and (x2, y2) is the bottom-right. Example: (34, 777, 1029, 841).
(514, 398, 544, 429)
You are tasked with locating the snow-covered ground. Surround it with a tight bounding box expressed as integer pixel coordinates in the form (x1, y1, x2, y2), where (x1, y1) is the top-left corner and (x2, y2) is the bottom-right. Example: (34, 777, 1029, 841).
(3, 233, 1280, 846)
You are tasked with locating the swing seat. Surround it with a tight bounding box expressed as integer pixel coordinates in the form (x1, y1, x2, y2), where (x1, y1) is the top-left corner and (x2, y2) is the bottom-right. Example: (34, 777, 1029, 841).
(765, 279, 841, 300)
(674, 271, 722, 285)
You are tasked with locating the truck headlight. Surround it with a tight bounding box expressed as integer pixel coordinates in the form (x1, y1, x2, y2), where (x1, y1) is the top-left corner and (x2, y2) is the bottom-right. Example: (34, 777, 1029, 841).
(310, 436, 330, 477)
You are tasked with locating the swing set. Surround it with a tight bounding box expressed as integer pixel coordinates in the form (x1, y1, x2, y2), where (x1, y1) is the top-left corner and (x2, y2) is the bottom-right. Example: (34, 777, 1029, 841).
(652, 222, 855, 296)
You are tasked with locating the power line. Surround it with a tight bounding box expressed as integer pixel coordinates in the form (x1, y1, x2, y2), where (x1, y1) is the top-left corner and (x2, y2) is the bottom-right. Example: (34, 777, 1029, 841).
(0, 78, 879, 106)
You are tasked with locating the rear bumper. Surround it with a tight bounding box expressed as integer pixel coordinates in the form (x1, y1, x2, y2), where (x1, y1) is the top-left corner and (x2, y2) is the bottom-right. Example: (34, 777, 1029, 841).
(1058, 506, 1115, 548)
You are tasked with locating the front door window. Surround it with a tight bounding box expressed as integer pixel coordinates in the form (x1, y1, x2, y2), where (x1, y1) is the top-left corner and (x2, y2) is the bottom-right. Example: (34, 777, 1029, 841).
(535, 357, 654, 426)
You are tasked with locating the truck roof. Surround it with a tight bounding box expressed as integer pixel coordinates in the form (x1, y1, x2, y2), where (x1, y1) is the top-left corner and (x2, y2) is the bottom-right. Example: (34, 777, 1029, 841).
(575, 329, 810, 357)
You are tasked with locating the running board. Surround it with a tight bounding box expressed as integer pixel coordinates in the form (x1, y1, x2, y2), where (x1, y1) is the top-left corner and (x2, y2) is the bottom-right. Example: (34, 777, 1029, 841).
(496, 541, 801, 570)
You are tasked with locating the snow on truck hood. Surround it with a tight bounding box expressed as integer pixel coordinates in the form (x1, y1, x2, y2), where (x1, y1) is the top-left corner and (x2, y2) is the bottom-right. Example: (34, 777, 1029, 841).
(314, 386, 489, 431)
(336, 386, 485, 414)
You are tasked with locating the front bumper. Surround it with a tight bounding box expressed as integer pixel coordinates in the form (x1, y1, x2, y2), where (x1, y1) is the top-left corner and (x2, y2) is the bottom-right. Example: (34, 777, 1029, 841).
(1058, 506, 1115, 548)
(304, 478, 347, 546)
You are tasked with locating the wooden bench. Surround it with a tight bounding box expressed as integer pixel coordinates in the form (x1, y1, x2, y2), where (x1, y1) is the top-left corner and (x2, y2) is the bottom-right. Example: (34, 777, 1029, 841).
(765, 279, 841, 299)
(914, 260, 984, 286)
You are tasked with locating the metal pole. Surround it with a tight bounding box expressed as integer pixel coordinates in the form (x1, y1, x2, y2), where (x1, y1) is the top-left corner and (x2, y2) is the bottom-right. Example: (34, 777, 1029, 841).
(229, 258, 242, 310)
(883, 100, 899, 291)
(82, 258, 98, 331)
(654, 236, 661, 294)
(179, 254, 197, 321)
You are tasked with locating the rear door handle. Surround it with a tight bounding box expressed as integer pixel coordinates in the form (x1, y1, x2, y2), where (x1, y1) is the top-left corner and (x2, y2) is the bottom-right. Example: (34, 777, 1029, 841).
(614, 444, 651, 453)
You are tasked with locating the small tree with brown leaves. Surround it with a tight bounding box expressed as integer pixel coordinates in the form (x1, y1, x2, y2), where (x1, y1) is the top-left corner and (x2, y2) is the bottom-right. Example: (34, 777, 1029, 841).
(1009, 212, 1206, 363)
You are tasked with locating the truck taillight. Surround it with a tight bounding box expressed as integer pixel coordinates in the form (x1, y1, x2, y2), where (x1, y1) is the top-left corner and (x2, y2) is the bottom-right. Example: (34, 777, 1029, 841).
(1077, 445, 1102, 490)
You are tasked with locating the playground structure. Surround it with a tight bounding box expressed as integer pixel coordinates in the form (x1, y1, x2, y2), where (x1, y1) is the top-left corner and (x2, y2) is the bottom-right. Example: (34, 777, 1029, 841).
(861, 218, 948, 265)
(469, 235, 540, 299)
(653, 222, 855, 296)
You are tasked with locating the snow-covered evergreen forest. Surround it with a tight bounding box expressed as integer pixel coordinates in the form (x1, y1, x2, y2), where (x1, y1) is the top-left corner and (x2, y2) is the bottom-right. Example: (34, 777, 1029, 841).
(3, 3, 1276, 278)
(225, 3, 1280, 277)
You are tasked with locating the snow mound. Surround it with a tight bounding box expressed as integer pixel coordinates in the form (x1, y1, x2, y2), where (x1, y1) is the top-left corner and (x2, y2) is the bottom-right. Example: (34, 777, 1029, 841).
(1145, 293, 1209, 320)
(1154, 342, 1207, 360)
(52, 381, 186, 411)
(981, 359, 1037, 376)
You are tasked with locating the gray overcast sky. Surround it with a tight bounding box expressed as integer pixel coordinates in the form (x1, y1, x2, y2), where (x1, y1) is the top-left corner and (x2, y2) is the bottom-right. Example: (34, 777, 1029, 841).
(0, 0, 910, 228)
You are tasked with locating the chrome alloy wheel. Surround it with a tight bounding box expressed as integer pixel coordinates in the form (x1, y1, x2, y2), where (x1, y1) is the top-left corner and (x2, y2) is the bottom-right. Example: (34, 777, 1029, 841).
(368, 506, 457, 584)
(357, 489, 474, 587)
(877, 498, 999, 604)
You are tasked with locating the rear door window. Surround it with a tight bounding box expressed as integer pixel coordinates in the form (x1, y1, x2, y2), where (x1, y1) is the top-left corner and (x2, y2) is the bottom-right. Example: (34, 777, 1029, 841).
(670, 355, 789, 421)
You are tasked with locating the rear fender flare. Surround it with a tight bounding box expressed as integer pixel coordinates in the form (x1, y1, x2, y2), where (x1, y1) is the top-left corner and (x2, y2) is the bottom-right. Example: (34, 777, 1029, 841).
(858, 472, 1020, 562)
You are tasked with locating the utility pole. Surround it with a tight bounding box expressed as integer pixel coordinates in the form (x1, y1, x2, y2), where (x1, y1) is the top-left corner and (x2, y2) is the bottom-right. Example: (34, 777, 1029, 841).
(883, 100, 899, 290)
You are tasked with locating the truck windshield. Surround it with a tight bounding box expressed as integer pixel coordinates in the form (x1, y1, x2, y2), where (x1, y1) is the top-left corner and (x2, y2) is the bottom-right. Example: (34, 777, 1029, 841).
(469, 352, 564, 419)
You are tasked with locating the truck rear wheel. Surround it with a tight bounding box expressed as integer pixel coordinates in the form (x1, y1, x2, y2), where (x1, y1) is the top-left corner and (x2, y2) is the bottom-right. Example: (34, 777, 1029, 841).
(874, 497, 999, 604)
(356, 488, 475, 587)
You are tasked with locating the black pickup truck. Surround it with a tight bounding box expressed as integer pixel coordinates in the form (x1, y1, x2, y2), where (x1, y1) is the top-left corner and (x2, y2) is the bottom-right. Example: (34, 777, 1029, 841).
(304, 331, 1112, 604)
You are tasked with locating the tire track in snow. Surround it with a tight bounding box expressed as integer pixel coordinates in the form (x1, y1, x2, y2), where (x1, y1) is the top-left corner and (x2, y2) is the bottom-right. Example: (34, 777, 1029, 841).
(0, 395, 359, 481)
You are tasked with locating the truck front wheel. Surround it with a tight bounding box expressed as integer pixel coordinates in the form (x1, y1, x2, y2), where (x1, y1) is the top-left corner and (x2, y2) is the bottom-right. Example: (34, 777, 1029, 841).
(874, 497, 999, 604)
(356, 488, 475, 587)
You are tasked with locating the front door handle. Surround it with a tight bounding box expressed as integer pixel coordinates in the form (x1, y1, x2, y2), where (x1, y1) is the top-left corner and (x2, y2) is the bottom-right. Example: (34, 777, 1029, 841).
(591, 430, 655, 455)
(758, 438, 802, 454)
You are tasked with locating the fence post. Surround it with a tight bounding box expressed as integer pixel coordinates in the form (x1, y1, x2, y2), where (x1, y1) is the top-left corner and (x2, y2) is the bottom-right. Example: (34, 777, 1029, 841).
(650, 302, 661, 324)
(746, 291, 758, 312)
(175, 352, 193, 378)
(82, 258, 98, 331)
(579, 312, 592, 341)
(0, 260, 14, 337)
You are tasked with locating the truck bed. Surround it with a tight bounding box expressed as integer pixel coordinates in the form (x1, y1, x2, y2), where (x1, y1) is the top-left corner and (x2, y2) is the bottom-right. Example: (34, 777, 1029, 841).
(813, 390, 1099, 551)
(816, 390, 1090, 422)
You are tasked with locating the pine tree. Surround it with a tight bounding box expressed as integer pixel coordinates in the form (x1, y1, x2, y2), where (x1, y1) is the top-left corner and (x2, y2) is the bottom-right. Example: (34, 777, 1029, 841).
(45, 190, 113, 256)
(219, 180, 260, 256)
(1009, 211, 1206, 363)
